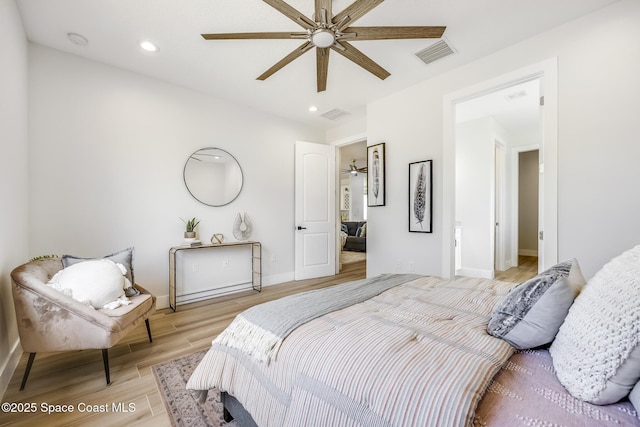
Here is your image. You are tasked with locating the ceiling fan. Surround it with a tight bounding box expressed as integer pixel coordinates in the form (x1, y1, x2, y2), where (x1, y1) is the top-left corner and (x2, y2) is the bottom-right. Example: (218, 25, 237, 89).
(201, 0, 446, 92)
(341, 159, 367, 175)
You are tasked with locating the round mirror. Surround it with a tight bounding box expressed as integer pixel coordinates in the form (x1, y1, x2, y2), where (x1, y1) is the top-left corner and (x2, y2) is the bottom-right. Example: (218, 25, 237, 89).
(183, 147, 243, 206)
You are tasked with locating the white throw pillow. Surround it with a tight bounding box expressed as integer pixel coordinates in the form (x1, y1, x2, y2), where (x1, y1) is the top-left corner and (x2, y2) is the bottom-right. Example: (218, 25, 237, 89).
(550, 245, 640, 404)
(48, 259, 128, 309)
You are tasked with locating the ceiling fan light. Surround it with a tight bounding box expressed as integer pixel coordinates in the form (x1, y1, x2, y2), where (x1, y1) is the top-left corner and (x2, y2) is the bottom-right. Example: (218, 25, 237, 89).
(311, 29, 335, 48)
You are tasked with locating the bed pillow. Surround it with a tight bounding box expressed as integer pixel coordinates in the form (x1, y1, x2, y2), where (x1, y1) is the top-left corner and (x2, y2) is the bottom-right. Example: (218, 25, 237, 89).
(488, 272, 574, 349)
(48, 259, 127, 309)
(550, 245, 640, 404)
(63, 247, 135, 291)
(541, 258, 586, 296)
(629, 381, 640, 415)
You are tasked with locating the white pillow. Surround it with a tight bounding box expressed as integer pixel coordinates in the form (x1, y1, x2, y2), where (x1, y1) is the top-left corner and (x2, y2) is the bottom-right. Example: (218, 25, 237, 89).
(48, 259, 128, 309)
(550, 245, 640, 404)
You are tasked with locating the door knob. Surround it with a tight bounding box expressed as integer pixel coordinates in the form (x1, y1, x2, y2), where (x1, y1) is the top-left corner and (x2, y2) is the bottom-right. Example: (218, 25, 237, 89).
(297, 226, 307, 230)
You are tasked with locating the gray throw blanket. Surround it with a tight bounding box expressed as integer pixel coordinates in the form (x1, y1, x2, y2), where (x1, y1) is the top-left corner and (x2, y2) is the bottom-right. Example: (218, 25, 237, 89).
(213, 274, 422, 363)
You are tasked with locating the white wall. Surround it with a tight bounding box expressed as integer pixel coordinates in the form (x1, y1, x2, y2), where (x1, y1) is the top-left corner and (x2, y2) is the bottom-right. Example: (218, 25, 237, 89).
(368, 0, 640, 279)
(27, 45, 324, 307)
(0, 0, 29, 398)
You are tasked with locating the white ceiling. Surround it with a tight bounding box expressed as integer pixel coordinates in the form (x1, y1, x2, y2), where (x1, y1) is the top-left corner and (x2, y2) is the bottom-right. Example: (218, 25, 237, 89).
(16, 0, 617, 133)
(456, 79, 541, 141)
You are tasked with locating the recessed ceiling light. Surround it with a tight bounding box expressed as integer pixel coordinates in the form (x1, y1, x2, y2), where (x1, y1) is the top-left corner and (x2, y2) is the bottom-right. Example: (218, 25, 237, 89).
(309, 106, 318, 112)
(140, 40, 159, 53)
(67, 32, 88, 47)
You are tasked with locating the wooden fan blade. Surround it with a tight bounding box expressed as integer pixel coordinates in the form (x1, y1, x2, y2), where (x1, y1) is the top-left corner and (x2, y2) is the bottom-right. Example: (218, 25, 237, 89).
(333, 0, 385, 30)
(257, 42, 314, 81)
(315, 0, 332, 25)
(331, 41, 390, 80)
(342, 26, 446, 40)
(202, 32, 306, 40)
(263, 0, 316, 30)
(316, 47, 330, 92)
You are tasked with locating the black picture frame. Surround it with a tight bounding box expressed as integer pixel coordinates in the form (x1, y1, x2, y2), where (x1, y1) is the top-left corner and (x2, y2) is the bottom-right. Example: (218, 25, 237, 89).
(408, 160, 432, 233)
(367, 143, 386, 207)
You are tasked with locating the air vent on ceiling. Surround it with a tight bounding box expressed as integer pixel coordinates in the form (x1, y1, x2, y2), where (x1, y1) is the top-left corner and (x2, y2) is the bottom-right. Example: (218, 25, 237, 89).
(321, 108, 351, 121)
(415, 38, 455, 65)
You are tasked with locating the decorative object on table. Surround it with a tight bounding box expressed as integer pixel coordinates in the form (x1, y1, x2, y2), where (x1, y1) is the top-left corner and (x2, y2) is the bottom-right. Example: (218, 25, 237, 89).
(183, 147, 243, 207)
(210, 233, 225, 245)
(367, 143, 385, 207)
(232, 213, 253, 241)
(409, 160, 432, 233)
(181, 217, 200, 241)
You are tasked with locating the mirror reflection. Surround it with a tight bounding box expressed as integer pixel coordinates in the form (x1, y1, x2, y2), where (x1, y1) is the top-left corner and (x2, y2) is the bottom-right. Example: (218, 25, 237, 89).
(183, 147, 243, 206)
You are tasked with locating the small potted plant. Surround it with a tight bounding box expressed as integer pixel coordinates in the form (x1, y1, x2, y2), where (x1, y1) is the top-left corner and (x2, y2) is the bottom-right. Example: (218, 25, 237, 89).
(181, 217, 200, 240)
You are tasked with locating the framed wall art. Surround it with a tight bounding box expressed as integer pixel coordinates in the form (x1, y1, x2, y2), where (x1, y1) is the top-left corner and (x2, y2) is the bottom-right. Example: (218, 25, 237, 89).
(367, 143, 386, 207)
(409, 160, 432, 233)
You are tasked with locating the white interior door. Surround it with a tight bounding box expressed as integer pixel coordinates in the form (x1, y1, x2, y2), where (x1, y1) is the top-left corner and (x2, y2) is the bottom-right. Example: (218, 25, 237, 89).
(294, 141, 336, 280)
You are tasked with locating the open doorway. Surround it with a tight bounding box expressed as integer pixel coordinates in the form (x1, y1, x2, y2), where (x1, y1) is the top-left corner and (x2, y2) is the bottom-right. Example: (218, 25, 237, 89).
(338, 141, 367, 269)
(454, 78, 541, 279)
(443, 58, 558, 280)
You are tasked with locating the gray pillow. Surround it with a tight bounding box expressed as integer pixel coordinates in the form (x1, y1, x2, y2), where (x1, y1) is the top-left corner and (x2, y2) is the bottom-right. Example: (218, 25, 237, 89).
(62, 247, 136, 293)
(488, 273, 574, 349)
(629, 380, 640, 415)
(541, 258, 586, 295)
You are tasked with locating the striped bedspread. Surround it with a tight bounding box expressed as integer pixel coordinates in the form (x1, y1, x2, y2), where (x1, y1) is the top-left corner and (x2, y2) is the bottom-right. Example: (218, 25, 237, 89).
(213, 274, 422, 363)
(187, 275, 515, 427)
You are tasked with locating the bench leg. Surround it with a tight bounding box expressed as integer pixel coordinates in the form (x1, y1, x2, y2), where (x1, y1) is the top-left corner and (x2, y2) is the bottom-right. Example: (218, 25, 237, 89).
(102, 349, 111, 385)
(19, 353, 36, 391)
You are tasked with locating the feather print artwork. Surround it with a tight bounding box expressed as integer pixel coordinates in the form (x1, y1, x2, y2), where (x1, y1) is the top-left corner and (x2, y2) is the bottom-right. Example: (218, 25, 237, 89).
(414, 164, 427, 228)
(372, 148, 380, 200)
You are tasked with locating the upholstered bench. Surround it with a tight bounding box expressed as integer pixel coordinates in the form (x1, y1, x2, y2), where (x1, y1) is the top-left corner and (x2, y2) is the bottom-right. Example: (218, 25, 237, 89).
(10, 257, 155, 389)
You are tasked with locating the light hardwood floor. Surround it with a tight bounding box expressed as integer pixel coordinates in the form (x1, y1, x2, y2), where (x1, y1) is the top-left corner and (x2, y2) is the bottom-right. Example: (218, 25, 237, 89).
(0, 258, 535, 427)
(494, 255, 538, 283)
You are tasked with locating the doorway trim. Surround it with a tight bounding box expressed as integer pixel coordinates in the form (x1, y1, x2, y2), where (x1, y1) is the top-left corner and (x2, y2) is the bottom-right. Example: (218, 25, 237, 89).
(442, 58, 558, 279)
(494, 140, 507, 273)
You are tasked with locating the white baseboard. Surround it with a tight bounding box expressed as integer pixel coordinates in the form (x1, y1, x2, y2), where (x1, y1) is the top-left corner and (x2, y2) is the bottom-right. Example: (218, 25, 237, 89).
(0, 339, 22, 400)
(456, 267, 494, 279)
(155, 272, 297, 310)
(519, 249, 538, 257)
(262, 272, 295, 287)
(156, 294, 170, 309)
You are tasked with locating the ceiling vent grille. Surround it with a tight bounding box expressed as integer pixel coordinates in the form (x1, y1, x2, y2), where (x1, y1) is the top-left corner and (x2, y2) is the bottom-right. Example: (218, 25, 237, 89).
(415, 38, 455, 65)
(321, 108, 351, 121)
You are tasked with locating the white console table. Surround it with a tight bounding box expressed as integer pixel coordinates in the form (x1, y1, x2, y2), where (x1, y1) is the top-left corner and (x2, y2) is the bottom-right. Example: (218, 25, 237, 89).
(169, 241, 261, 311)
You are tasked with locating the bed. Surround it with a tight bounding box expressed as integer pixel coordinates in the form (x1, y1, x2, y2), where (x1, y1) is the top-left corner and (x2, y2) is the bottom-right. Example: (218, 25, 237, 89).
(187, 247, 640, 427)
